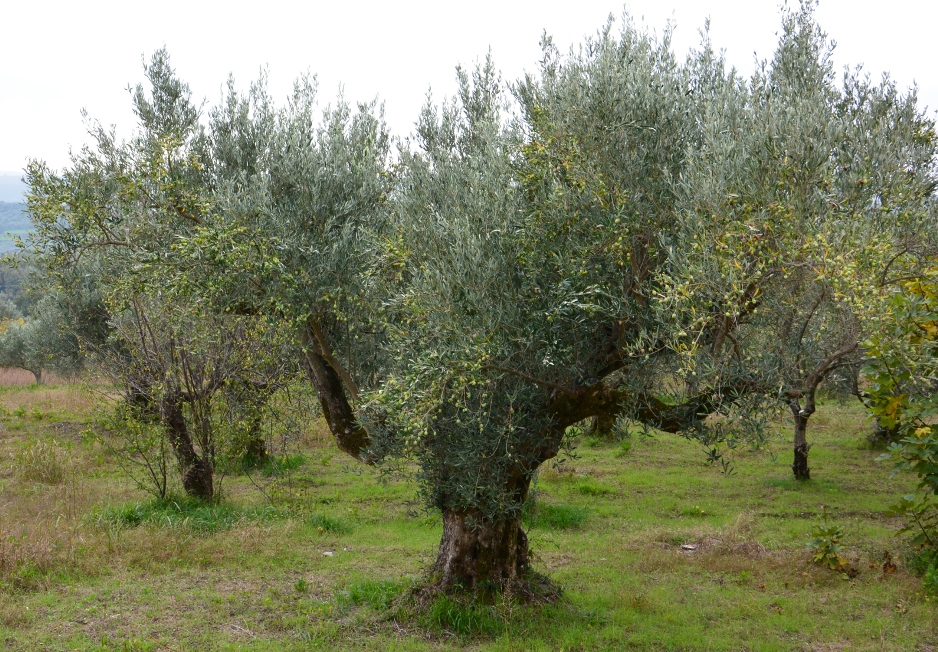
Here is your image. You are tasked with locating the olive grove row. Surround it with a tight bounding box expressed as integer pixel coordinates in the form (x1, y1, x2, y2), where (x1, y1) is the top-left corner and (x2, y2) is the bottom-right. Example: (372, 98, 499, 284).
(10, 5, 938, 593)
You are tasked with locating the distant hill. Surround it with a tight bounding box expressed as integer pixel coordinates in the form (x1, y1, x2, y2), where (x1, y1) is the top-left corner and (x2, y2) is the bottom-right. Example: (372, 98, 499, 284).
(0, 202, 31, 253)
(0, 175, 26, 203)
(0, 202, 30, 229)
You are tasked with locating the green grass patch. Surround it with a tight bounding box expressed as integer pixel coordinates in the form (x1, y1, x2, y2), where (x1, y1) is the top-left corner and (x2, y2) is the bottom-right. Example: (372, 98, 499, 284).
(523, 503, 588, 530)
(336, 578, 410, 611)
(425, 595, 501, 636)
(92, 635, 156, 652)
(259, 453, 306, 476)
(763, 476, 842, 493)
(90, 497, 282, 533)
(307, 513, 353, 534)
(573, 479, 614, 496)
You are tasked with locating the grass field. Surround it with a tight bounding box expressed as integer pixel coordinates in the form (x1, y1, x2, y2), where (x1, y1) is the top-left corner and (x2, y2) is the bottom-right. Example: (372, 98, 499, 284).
(0, 378, 935, 651)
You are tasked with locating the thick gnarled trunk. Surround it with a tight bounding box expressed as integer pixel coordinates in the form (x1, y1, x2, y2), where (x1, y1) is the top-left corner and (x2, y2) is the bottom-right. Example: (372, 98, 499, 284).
(434, 509, 529, 592)
(589, 412, 616, 438)
(163, 397, 214, 499)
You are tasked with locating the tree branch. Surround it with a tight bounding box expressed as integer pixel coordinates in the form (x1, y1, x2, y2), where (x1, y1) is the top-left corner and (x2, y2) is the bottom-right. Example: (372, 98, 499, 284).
(796, 287, 826, 347)
(308, 318, 360, 403)
(482, 364, 575, 394)
(879, 247, 909, 287)
(804, 332, 859, 393)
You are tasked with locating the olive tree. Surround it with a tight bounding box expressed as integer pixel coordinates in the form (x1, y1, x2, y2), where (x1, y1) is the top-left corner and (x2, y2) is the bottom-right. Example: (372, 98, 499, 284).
(23, 50, 296, 498)
(96, 299, 292, 499)
(361, 18, 761, 590)
(662, 4, 938, 479)
(0, 290, 92, 383)
(176, 73, 393, 462)
(0, 317, 45, 383)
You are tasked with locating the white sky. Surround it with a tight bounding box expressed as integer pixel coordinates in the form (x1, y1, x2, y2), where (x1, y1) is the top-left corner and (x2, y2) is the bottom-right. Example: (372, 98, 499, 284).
(1, 0, 936, 178)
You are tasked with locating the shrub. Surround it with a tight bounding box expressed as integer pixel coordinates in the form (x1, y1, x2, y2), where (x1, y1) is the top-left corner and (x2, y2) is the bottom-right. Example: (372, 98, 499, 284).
(807, 508, 858, 578)
(865, 271, 938, 554)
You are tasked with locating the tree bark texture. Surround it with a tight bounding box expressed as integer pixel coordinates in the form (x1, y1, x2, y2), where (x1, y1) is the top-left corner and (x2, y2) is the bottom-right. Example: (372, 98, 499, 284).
(245, 413, 267, 461)
(789, 398, 813, 481)
(785, 335, 857, 481)
(163, 396, 214, 499)
(434, 509, 529, 591)
(589, 412, 616, 438)
(301, 325, 371, 462)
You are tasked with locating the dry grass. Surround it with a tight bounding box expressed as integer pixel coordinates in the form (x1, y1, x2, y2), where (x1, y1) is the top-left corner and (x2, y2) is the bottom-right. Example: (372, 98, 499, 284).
(0, 368, 70, 387)
(0, 593, 32, 629)
(11, 439, 71, 484)
(0, 382, 110, 591)
(0, 388, 934, 650)
(0, 385, 97, 416)
(0, 475, 92, 589)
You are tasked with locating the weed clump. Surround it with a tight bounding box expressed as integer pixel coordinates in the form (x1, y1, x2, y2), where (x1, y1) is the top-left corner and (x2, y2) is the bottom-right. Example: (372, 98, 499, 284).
(807, 507, 858, 578)
(12, 440, 71, 484)
(307, 513, 353, 534)
(336, 578, 410, 611)
(573, 480, 613, 497)
(426, 594, 501, 636)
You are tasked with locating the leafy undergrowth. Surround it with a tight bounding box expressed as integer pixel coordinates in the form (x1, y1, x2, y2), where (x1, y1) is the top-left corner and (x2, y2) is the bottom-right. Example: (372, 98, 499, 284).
(0, 386, 936, 650)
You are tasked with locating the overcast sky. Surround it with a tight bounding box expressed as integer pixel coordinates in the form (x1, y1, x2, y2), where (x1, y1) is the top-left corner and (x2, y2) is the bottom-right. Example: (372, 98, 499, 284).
(1, 0, 936, 188)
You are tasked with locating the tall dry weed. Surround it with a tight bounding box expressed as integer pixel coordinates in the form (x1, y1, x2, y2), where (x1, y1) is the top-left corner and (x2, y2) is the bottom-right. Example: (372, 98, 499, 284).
(0, 447, 96, 589)
(0, 386, 98, 416)
(0, 482, 91, 589)
(721, 511, 757, 545)
(11, 440, 71, 484)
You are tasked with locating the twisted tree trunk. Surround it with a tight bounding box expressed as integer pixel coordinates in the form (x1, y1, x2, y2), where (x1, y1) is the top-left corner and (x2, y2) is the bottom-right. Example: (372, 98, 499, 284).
(589, 412, 616, 438)
(786, 336, 858, 481)
(300, 324, 370, 462)
(435, 371, 753, 593)
(434, 509, 529, 591)
(790, 397, 813, 480)
(163, 396, 213, 499)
